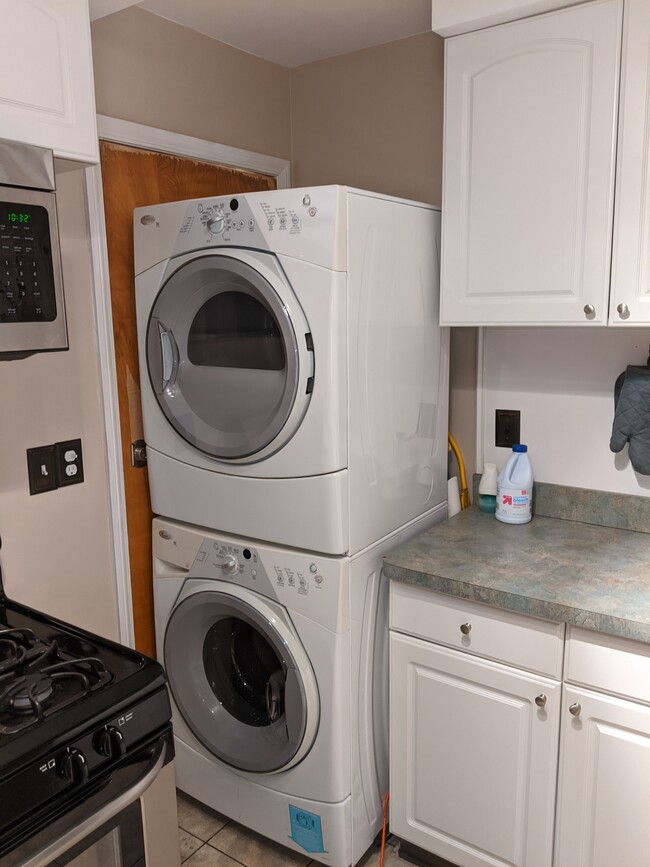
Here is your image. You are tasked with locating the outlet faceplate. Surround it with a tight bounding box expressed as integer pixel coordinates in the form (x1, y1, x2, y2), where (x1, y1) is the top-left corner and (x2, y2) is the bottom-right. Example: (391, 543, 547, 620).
(495, 410, 520, 448)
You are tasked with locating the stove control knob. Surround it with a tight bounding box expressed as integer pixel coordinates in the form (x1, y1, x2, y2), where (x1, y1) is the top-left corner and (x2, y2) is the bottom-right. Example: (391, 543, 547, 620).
(94, 725, 126, 760)
(58, 747, 89, 785)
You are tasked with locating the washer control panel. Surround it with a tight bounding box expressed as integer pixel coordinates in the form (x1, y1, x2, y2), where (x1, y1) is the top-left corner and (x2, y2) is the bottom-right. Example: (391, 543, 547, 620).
(184, 531, 347, 632)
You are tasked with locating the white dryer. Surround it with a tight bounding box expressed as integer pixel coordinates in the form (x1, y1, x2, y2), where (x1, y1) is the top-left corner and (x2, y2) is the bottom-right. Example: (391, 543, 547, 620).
(152, 508, 444, 866)
(134, 186, 448, 555)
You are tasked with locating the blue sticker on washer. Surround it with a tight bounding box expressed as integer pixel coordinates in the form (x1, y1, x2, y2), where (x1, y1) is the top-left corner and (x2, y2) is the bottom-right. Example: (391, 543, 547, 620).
(289, 805, 325, 853)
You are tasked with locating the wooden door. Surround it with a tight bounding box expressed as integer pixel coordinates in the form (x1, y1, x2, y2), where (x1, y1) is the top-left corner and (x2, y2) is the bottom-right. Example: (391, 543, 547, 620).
(100, 141, 276, 656)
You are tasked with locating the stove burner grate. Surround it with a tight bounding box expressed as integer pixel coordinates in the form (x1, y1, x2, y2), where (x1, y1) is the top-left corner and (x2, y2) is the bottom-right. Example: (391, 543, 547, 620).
(0, 628, 38, 675)
(0, 641, 113, 735)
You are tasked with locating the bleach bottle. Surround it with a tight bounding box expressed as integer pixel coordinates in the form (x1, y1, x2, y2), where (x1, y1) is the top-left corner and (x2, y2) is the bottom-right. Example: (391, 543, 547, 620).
(495, 444, 533, 524)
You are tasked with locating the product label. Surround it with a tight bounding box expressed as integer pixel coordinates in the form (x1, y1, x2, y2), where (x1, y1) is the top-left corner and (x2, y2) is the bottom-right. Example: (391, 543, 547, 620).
(289, 805, 325, 853)
(496, 485, 531, 520)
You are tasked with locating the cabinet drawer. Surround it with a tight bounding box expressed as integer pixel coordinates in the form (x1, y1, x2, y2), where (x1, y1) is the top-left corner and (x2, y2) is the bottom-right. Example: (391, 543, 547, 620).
(565, 626, 650, 704)
(390, 583, 565, 678)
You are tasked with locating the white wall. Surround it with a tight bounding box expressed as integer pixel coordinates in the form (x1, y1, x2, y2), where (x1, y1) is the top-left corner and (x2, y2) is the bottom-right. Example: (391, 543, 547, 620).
(481, 327, 650, 495)
(0, 165, 120, 639)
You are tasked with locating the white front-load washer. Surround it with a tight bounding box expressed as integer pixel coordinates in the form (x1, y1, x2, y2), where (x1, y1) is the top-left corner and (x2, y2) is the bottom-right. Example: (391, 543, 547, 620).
(134, 186, 448, 555)
(152, 506, 445, 867)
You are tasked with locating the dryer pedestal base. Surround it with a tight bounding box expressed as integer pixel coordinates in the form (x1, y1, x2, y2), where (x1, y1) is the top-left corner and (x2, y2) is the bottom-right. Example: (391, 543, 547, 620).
(174, 737, 364, 867)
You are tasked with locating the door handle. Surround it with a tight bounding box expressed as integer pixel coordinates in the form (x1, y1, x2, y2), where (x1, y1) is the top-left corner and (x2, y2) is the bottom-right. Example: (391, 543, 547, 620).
(159, 324, 178, 390)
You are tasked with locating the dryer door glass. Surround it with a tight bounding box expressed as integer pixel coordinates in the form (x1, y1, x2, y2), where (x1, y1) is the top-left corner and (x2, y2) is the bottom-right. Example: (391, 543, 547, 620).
(146, 255, 301, 460)
(164, 590, 315, 773)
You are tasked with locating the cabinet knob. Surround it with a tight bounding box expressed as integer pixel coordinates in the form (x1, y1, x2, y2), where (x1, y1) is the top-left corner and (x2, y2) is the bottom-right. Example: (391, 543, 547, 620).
(569, 702, 582, 717)
(616, 302, 629, 318)
(460, 622, 472, 635)
(535, 694, 547, 708)
(583, 304, 595, 317)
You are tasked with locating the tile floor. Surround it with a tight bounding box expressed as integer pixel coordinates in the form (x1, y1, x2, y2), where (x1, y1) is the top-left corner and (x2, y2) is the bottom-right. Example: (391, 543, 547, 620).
(177, 791, 403, 867)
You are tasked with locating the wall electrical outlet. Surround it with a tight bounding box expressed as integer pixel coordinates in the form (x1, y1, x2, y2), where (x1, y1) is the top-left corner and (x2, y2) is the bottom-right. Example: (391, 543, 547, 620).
(26, 438, 84, 495)
(495, 410, 520, 448)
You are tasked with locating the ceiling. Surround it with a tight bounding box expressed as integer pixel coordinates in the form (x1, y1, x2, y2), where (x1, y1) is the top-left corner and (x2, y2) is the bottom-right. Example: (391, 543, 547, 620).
(88, 0, 433, 68)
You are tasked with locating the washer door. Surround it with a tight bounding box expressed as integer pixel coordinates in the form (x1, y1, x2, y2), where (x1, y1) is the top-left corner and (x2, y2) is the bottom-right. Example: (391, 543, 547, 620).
(146, 253, 313, 462)
(164, 583, 319, 774)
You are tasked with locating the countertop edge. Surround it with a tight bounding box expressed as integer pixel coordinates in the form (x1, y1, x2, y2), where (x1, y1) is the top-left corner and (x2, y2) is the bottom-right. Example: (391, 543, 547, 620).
(383, 562, 650, 644)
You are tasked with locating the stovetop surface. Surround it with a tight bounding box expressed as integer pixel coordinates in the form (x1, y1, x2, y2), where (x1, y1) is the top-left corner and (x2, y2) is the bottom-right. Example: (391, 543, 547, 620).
(0, 593, 167, 777)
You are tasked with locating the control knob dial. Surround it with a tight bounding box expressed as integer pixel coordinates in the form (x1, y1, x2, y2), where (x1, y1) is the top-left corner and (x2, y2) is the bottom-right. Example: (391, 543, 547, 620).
(214, 552, 239, 575)
(58, 747, 89, 784)
(94, 725, 126, 760)
(207, 215, 225, 235)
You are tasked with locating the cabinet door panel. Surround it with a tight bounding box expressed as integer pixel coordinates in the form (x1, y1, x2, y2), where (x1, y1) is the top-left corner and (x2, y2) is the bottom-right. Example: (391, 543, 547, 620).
(390, 633, 560, 867)
(610, 0, 650, 324)
(0, 0, 98, 163)
(441, 0, 622, 325)
(555, 685, 650, 867)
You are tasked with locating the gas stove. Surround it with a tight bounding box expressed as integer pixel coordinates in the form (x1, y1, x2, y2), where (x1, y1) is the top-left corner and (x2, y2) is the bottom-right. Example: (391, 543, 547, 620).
(0, 584, 172, 863)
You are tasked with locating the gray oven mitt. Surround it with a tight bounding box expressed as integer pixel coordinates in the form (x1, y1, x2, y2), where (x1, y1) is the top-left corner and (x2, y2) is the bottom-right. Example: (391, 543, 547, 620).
(610, 365, 650, 474)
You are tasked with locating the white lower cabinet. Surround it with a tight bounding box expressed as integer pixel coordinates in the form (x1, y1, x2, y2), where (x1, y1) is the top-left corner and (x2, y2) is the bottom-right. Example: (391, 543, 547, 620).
(390, 588, 650, 867)
(554, 645, 650, 867)
(389, 634, 561, 867)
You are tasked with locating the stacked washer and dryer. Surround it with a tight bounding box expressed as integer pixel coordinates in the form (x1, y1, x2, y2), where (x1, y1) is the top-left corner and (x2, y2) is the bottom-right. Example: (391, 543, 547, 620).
(133, 185, 449, 867)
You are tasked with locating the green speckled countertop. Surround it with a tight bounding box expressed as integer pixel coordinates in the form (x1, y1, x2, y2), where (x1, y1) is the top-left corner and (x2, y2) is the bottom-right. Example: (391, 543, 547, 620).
(383, 505, 650, 643)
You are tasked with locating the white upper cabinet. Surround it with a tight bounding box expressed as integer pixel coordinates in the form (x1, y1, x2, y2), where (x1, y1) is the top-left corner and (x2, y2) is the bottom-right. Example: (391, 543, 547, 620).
(0, 0, 99, 164)
(440, 0, 625, 326)
(610, 0, 650, 325)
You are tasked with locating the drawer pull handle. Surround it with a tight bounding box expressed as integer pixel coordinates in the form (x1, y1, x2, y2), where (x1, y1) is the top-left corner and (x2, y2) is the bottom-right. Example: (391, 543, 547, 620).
(569, 702, 582, 717)
(535, 694, 547, 709)
(460, 622, 472, 635)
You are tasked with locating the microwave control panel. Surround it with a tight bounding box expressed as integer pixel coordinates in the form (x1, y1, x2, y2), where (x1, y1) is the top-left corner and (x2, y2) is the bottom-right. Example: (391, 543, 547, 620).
(0, 186, 67, 357)
(0, 202, 57, 322)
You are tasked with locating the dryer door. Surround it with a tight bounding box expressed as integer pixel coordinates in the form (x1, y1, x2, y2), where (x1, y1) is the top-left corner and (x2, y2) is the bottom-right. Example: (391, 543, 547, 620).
(164, 583, 319, 774)
(146, 253, 313, 462)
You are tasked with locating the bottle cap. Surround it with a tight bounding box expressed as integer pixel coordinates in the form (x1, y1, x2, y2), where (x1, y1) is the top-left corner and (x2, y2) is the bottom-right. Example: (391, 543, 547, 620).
(513, 444, 527, 453)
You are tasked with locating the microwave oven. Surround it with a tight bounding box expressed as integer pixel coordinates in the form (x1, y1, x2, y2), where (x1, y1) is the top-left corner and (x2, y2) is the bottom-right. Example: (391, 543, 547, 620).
(0, 140, 67, 359)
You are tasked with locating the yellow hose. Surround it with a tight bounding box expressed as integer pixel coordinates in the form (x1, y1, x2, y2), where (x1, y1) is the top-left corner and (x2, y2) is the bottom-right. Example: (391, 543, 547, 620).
(448, 433, 470, 510)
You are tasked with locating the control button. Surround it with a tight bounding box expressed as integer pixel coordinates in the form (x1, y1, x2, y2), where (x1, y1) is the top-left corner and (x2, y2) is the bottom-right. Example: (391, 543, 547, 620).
(251, 569, 257, 578)
(308, 207, 317, 217)
(291, 214, 300, 226)
(248, 220, 255, 228)
(279, 216, 287, 226)
(299, 577, 306, 588)
(267, 217, 275, 228)
(309, 563, 317, 573)
(239, 220, 245, 229)
(315, 575, 323, 585)
(302, 195, 311, 206)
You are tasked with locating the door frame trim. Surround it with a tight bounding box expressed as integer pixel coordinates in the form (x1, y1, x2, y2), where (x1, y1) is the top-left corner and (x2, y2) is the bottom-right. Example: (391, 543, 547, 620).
(84, 115, 291, 646)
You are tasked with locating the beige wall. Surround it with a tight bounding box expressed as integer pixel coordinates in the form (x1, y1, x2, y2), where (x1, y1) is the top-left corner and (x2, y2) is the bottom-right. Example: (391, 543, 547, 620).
(290, 34, 477, 487)
(290, 32, 444, 205)
(0, 165, 119, 640)
(91, 7, 291, 160)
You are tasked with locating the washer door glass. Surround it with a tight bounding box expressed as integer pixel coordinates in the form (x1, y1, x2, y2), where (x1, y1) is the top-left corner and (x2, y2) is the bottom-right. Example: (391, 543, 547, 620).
(164, 590, 314, 773)
(146, 255, 301, 460)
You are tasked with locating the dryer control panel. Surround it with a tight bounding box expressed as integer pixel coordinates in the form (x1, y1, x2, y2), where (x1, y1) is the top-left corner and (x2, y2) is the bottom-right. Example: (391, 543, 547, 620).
(133, 186, 346, 273)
